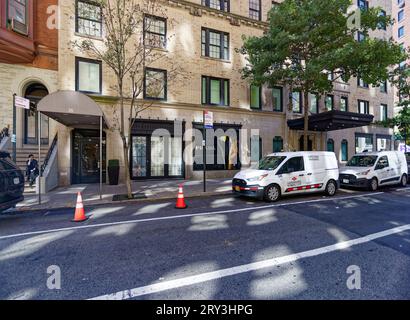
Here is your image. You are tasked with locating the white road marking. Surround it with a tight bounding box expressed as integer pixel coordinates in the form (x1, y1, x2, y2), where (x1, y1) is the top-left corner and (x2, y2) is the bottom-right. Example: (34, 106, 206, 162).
(0, 192, 384, 241)
(395, 187, 410, 192)
(89, 224, 410, 300)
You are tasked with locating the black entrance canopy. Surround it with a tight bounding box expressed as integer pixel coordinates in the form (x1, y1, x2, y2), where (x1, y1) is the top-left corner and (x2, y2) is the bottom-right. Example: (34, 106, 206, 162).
(287, 110, 374, 132)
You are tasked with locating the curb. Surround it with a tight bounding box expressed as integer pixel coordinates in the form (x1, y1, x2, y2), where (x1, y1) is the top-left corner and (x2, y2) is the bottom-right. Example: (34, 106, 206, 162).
(4, 190, 233, 214)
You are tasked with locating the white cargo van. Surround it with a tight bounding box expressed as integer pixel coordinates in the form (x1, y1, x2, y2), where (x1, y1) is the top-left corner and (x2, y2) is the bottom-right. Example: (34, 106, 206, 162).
(339, 151, 408, 191)
(232, 152, 339, 202)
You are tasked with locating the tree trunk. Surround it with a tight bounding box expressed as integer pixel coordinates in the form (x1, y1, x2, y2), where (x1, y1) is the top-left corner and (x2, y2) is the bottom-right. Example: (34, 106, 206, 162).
(303, 90, 310, 151)
(123, 143, 133, 198)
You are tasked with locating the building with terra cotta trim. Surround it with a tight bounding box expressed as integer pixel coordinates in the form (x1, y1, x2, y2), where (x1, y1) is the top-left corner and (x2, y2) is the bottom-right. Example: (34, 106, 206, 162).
(0, 0, 59, 171)
(0, 0, 397, 189)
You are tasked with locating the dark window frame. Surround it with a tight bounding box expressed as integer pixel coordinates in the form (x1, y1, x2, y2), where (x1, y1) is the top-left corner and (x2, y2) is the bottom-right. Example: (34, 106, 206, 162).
(75, 0, 103, 38)
(327, 139, 335, 152)
(201, 0, 230, 12)
(291, 91, 303, 114)
(143, 14, 167, 49)
(201, 27, 230, 61)
(326, 94, 335, 111)
(272, 86, 283, 112)
(358, 99, 370, 114)
(201, 76, 230, 107)
(250, 85, 262, 110)
(309, 93, 319, 114)
(357, 76, 369, 88)
(341, 139, 349, 162)
(380, 103, 388, 121)
(273, 136, 283, 153)
(75, 57, 102, 94)
(7, 0, 28, 27)
(143, 67, 168, 101)
(249, 0, 262, 21)
(341, 96, 349, 112)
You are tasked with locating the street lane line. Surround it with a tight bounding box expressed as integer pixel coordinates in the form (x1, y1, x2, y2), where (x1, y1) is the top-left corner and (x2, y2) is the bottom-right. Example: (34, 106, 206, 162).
(0, 192, 384, 241)
(89, 223, 410, 300)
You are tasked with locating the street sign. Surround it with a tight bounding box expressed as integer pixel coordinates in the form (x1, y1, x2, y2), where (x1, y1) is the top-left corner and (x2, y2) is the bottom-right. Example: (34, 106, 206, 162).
(204, 111, 214, 129)
(14, 96, 30, 110)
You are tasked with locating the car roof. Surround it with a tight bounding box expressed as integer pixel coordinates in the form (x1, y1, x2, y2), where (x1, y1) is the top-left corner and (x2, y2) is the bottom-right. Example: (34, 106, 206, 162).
(355, 151, 400, 157)
(266, 151, 335, 157)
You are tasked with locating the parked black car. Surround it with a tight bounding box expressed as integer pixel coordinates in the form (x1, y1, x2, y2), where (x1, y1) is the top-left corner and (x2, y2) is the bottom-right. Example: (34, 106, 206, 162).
(0, 151, 24, 212)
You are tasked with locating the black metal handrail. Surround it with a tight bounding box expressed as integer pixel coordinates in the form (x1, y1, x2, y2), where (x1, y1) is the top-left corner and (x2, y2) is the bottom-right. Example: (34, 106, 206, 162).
(41, 134, 58, 174)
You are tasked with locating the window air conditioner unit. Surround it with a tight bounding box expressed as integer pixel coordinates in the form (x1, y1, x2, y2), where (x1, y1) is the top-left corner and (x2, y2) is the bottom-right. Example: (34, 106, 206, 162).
(11, 18, 29, 36)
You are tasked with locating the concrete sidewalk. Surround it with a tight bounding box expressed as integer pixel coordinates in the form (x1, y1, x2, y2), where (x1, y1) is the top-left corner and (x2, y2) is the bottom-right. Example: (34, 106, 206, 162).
(14, 178, 233, 212)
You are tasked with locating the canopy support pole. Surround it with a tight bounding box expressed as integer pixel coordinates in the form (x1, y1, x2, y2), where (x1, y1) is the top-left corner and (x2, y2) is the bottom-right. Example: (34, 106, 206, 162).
(38, 111, 42, 205)
(100, 115, 103, 201)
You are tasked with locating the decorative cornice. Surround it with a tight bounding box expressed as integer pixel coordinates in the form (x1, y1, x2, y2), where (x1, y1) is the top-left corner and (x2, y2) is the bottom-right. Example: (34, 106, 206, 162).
(165, 0, 269, 30)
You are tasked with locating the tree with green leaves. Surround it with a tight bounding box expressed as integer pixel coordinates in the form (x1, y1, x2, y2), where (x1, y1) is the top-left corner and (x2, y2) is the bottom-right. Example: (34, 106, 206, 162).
(239, 0, 404, 151)
(381, 64, 410, 147)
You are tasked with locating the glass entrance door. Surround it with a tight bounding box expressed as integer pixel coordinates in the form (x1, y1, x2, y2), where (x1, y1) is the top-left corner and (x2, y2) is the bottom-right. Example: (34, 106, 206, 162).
(72, 130, 106, 184)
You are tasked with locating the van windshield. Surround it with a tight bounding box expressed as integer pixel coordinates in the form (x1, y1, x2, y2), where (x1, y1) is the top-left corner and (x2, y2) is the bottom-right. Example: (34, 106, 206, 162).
(252, 156, 286, 171)
(346, 155, 378, 167)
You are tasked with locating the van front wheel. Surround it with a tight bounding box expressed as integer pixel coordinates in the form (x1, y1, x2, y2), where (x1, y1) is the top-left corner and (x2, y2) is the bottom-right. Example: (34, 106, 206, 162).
(369, 178, 378, 191)
(400, 174, 407, 187)
(264, 184, 281, 202)
(325, 180, 337, 197)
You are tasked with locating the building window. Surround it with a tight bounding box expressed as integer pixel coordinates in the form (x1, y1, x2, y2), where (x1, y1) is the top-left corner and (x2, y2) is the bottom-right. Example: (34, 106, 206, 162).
(380, 104, 388, 122)
(376, 135, 392, 151)
(7, 0, 28, 33)
(249, 0, 262, 20)
(357, 76, 369, 88)
(201, 0, 230, 12)
(378, 10, 386, 30)
(358, 100, 369, 114)
(325, 95, 334, 111)
(292, 91, 302, 113)
(76, 0, 102, 37)
(273, 136, 283, 153)
(399, 26, 405, 38)
(380, 80, 387, 93)
(144, 15, 166, 49)
(272, 87, 283, 112)
(355, 133, 373, 153)
(358, 0, 369, 10)
(341, 140, 348, 161)
(201, 28, 229, 60)
(398, 9, 404, 22)
(75, 57, 102, 94)
(327, 139, 335, 152)
(144, 68, 167, 100)
(202, 76, 229, 106)
(250, 136, 262, 163)
(309, 93, 319, 114)
(340, 96, 348, 112)
(193, 123, 241, 171)
(250, 85, 262, 109)
(358, 31, 366, 42)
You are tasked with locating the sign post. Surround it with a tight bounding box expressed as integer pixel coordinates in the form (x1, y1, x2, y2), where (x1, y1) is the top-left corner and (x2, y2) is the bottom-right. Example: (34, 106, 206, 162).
(203, 111, 214, 193)
(12, 95, 30, 162)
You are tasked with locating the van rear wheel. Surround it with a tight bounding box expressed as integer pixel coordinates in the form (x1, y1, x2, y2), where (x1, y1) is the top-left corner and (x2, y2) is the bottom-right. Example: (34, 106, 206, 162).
(264, 184, 281, 202)
(400, 174, 407, 187)
(325, 180, 337, 197)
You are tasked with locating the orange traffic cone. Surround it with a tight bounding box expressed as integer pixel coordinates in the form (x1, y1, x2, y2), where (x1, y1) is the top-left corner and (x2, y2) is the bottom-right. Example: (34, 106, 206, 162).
(175, 184, 187, 209)
(72, 192, 88, 222)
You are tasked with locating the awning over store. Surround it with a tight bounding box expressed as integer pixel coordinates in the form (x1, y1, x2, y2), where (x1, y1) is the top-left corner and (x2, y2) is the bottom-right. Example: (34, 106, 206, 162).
(37, 90, 107, 129)
(287, 110, 374, 132)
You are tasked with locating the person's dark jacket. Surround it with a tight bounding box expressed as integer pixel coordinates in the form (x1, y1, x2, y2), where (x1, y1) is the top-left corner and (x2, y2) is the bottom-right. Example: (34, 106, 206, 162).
(26, 159, 39, 176)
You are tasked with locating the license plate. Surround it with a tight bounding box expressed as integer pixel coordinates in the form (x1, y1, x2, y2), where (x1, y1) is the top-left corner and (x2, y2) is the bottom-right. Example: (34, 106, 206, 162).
(14, 178, 20, 185)
(235, 186, 241, 192)
(343, 179, 349, 184)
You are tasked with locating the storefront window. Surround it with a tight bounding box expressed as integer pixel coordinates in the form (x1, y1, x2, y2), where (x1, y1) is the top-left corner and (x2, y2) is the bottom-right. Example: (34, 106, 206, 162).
(355, 134, 374, 153)
(377, 136, 391, 151)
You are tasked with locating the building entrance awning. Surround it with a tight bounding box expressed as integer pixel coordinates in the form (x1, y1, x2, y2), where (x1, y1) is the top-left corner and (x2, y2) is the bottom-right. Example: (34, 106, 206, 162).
(37, 90, 108, 129)
(287, 110, 374, 132)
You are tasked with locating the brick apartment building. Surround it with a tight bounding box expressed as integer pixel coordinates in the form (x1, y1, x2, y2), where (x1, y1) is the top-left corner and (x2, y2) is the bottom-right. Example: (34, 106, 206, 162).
(0, 0, 59, 169)
(0, 0, 398, 188)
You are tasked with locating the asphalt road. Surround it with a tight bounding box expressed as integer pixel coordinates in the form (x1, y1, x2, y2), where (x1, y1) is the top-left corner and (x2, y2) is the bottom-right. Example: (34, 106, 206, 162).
(0, 186, 410, 300)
